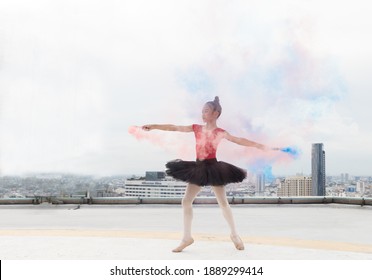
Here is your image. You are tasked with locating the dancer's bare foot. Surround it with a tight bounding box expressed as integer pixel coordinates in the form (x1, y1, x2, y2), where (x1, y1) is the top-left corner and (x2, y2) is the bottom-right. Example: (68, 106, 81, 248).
(230, 234, 245, 250)
(172, 238, 194, 253)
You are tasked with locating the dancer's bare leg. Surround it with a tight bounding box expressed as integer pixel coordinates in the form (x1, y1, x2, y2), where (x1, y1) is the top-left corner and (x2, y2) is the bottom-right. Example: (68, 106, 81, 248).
(172, 183, 201, 253)
(213, 186, 244, 250)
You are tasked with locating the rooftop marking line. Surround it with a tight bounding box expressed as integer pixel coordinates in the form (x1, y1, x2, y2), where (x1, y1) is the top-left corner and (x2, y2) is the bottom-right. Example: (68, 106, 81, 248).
(1, 229, 371, 254)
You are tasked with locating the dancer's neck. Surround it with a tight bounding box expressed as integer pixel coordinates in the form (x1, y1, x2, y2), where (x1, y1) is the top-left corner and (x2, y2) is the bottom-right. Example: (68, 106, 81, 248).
(204, 121, 217, 130)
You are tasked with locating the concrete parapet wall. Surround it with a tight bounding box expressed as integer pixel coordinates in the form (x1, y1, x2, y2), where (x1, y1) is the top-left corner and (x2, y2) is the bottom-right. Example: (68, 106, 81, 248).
(1, 196, 372, 206)
(91, 197, 140, 204)
(0, 198, 35, 204)
(332, 197, 372, 206)
(140, 197, 182, 204)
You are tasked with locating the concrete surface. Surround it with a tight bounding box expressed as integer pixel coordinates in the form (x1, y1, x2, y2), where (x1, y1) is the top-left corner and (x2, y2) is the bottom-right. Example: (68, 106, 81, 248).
(1, 203, 372, 260)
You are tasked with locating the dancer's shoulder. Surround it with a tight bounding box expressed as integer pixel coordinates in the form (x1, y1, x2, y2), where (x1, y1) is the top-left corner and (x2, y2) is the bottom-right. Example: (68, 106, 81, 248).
(192, 124, 202, 131)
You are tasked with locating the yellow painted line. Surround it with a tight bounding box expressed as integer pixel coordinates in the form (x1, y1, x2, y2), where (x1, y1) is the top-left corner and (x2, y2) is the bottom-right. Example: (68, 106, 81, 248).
(1, 229, 372, 254)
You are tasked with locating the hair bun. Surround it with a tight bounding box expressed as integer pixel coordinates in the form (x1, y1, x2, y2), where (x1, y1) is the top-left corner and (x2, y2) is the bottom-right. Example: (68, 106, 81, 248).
(206, 96, 222, 118)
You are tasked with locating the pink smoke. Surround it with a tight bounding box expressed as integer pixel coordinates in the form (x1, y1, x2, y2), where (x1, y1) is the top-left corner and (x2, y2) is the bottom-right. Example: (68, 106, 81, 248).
(128, 125, 194, 160)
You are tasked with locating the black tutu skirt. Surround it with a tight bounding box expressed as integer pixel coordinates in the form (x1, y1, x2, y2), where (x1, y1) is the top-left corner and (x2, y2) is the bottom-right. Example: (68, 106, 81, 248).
(165, 158, 247, 186)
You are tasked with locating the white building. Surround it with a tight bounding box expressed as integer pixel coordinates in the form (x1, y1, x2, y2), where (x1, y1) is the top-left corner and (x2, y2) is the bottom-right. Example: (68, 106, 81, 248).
(124, 177, 187, 198)
(356, 181, 365, 194)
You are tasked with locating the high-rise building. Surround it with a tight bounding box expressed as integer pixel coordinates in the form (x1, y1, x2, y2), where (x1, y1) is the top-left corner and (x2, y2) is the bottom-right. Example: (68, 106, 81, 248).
(277, 176, 312, 197)
(345, 173, 349, 182)
(256, 173, 265, 196)
(312, 143, 326, 196)
(356, 181, 365, 194)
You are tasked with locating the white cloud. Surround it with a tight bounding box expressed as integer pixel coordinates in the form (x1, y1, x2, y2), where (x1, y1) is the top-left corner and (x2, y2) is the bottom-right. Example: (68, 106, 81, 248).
(1, 0, 372, 176)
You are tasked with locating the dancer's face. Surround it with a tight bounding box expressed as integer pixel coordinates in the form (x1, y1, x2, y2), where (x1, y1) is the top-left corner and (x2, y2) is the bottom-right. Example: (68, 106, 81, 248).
(202, 104, 219, 123)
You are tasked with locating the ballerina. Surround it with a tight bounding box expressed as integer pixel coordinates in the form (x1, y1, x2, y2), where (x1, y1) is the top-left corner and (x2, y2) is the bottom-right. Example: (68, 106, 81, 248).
(142, 96, 272, 252)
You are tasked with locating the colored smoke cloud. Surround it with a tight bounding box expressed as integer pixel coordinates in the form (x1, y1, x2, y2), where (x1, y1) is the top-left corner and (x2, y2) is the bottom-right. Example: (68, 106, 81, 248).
(128, 15, 350, 178)
(279, 146, 301, 159)
(173, 20, 346, 178)
(128, 125, 195, 161)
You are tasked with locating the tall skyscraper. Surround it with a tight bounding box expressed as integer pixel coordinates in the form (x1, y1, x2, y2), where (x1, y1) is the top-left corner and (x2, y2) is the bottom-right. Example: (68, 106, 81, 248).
(256, 173, 265, 196)
(312, 143, 326, 196)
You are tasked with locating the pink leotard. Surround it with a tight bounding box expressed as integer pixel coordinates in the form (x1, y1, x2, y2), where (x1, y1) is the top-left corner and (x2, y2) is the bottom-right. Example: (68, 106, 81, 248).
(192, 124, 225, 160)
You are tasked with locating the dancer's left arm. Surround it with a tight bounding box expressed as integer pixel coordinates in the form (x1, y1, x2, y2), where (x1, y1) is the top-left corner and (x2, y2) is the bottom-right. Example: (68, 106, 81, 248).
(224, 132, 267, 150)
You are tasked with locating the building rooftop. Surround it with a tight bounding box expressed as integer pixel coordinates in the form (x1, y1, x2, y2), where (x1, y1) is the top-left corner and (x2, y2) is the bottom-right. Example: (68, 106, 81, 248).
(1, 203, 372, 260)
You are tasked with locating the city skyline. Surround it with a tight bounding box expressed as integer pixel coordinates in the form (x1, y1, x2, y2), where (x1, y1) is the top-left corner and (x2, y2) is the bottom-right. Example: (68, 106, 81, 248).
(1, 1, 372, 176)
(1, 169, 371, 200)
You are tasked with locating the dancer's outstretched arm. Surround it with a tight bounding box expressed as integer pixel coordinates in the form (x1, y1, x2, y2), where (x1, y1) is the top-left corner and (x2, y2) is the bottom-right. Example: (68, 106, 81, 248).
(142, 124, 193, 132)
(224, 131, 267, 150)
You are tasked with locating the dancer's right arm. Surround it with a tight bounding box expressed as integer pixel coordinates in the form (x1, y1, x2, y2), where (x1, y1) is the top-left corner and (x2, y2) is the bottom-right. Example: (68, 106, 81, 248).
(142, 124, 193, 132)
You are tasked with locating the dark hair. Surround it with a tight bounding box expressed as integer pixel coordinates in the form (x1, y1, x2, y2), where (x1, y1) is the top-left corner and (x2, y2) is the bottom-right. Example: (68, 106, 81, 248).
(206, 96, 222, 117)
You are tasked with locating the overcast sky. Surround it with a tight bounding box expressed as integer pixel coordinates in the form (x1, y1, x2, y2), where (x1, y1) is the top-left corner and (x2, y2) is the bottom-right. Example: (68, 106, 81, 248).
(1, 0, 372, 177)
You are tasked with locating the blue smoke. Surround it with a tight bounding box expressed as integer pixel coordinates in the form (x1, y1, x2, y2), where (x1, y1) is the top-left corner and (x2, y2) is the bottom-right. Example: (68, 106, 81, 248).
(279, 146, 300, 159)
(249, 160, 275, 182)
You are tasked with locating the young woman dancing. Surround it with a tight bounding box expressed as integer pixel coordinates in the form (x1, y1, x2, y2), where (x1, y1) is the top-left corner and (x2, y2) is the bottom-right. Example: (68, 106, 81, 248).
(142, 96, 270, 253)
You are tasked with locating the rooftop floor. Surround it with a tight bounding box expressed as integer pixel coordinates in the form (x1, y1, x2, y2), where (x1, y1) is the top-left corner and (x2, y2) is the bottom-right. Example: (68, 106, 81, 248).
(1, 203, 372, 260)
